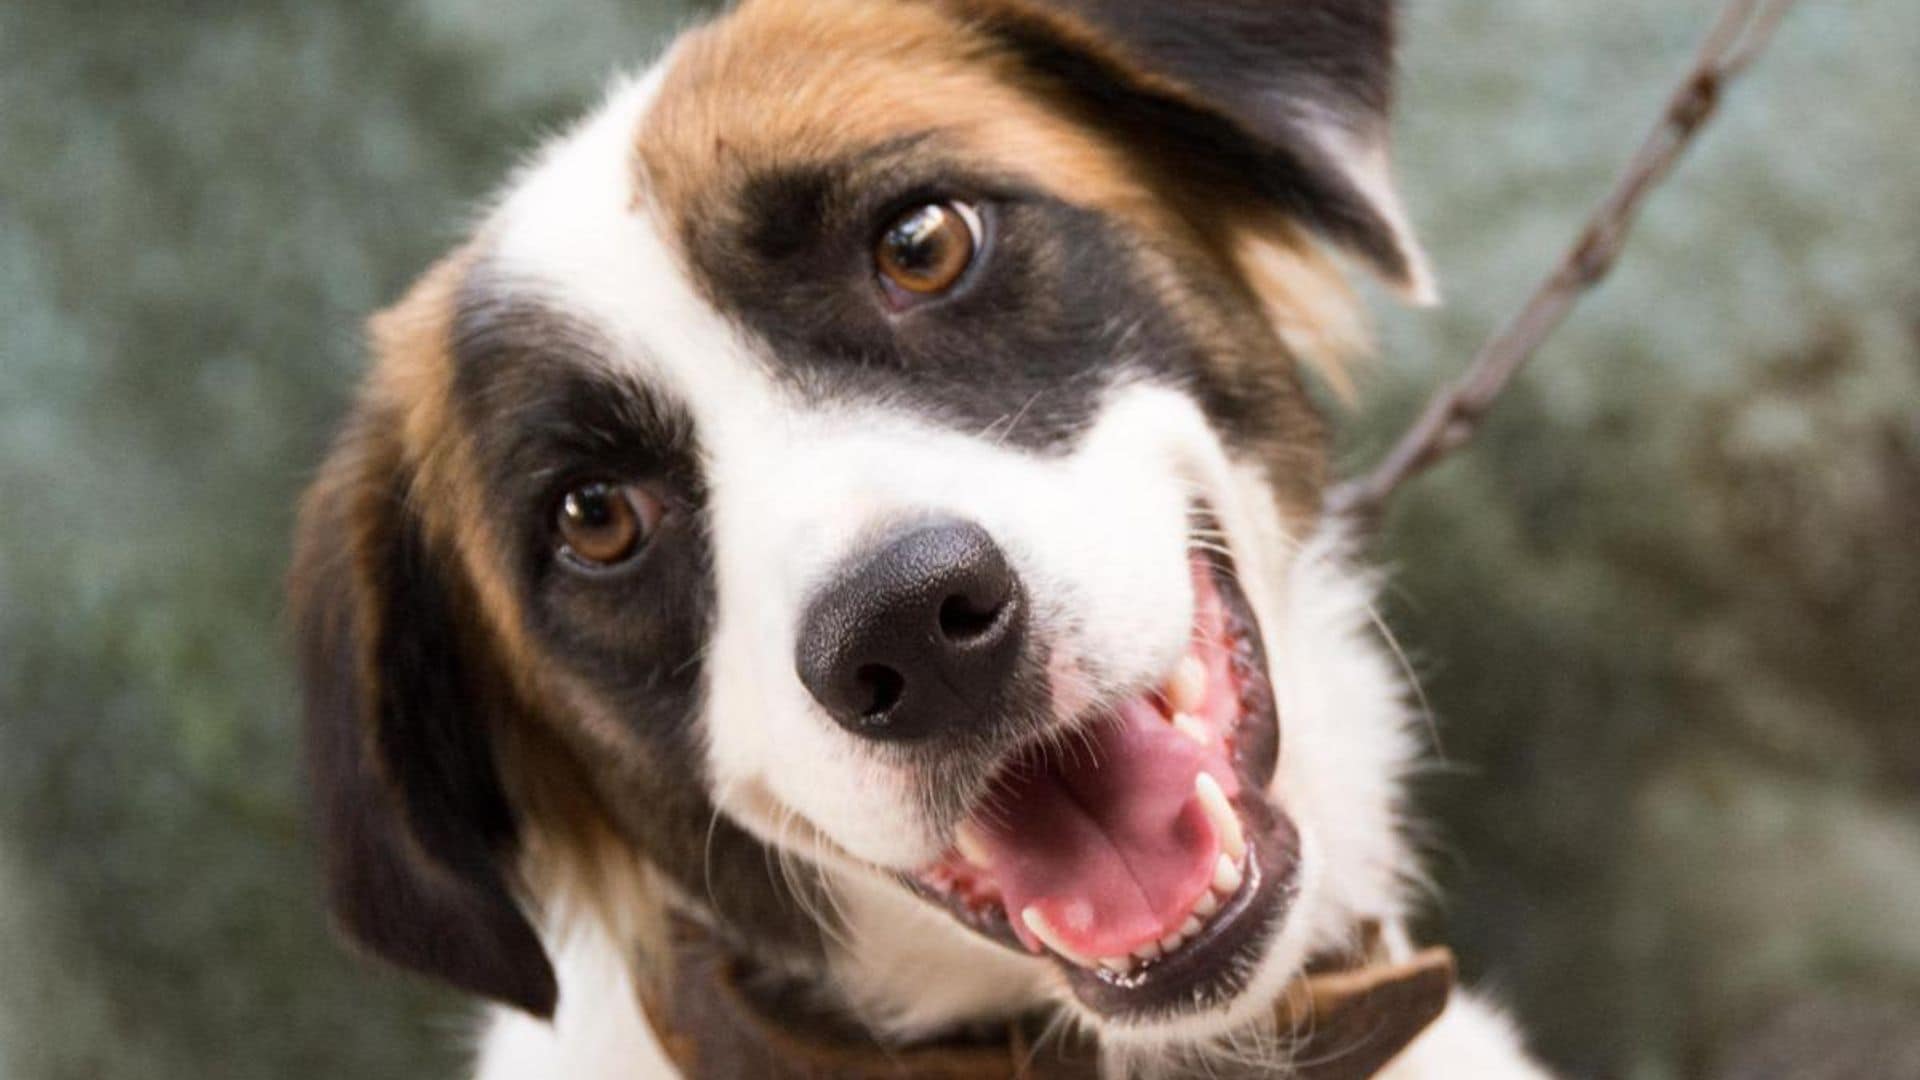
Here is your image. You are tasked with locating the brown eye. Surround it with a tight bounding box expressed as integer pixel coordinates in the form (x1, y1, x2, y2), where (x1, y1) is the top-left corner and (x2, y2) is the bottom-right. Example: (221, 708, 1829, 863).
(875, 200, 980, 300)
(556, 482, 660, 568)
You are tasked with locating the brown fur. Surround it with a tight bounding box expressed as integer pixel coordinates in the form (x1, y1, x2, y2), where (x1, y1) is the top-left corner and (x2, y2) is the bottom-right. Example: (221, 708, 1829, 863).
(639, 0, 1363, 396)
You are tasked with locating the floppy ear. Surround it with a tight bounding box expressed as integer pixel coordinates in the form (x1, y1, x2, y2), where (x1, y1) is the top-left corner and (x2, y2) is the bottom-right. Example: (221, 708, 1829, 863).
(952, 0, 1434, 302)
(290, 402, 558, 1017)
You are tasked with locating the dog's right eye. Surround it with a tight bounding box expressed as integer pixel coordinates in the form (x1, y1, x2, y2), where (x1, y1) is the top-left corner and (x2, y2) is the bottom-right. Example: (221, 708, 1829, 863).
(874, 200, 981, 306)
(555, 481, 661, 568)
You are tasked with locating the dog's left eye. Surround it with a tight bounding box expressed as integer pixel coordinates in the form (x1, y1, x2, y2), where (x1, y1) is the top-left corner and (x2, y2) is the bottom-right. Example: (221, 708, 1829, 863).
(874, 200, 981, 303)
(555, 481, 662, 569)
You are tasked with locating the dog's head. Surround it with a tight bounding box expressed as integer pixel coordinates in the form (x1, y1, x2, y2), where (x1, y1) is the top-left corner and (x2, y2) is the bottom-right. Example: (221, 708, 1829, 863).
(292, 0, 1429, 1048)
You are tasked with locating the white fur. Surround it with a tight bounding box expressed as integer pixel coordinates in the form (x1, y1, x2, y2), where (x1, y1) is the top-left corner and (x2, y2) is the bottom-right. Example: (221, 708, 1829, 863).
(1382, 995, 1554, 1080)
(466, 48, 1548, 1080)
(474, 925, 675, 1080)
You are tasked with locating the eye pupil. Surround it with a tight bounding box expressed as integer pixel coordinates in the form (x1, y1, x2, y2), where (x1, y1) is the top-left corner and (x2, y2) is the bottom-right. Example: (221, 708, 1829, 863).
(569, 489, 614, 526)
(876, 201, 977, 298)
(557, 482, 653, 567)
(884, 206, 949, 272)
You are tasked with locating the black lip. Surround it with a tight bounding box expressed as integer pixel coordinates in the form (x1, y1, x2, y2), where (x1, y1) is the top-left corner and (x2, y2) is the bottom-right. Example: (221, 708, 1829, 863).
(907, 547, 1301, 1021)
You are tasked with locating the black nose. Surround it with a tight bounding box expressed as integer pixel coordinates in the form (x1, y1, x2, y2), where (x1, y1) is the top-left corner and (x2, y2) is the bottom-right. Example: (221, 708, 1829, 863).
(796, 518, 1027, 742)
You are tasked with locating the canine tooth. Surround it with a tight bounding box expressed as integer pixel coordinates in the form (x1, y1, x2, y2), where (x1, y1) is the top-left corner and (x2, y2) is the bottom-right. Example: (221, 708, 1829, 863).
(953, 821, 992, 870)
(1192, 889, 1220, 918)
(1172, 712, 1212, 747)
(1181, 916, 1204, 939)
(1134, 942, 1162, 962)
(1159, 930, 1185, 952)
(1022, 906, 1098, 969)
(1212, 853, 1244, 897)
(1193, 772, 1246, 862)
(1099, 956, 1132, 974)
(1169, 655, 1208, 713)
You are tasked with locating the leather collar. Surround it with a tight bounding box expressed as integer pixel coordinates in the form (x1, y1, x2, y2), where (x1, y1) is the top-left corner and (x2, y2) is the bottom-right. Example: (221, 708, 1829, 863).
(639, 918, 1454, 1079)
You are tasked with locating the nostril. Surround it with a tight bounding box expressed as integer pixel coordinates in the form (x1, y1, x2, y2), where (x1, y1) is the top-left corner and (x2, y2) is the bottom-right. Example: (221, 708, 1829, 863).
(854, 663, 906, 718)
(938, 592, 1004, 643)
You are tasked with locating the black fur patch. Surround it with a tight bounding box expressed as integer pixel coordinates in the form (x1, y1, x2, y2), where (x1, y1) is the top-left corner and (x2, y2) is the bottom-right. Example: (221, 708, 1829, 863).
(679, 142, 1319, 479)
(447, 284, 710, 686)
(968, 0, 1411, 284)
(1037, 0, 1395, 122)
(685, 151, 1162, 439)
(445, 273, 827, 961)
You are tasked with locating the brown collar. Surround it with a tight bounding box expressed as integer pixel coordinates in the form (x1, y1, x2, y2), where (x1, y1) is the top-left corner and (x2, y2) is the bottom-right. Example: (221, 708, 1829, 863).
(640, 918, 1454, 1079)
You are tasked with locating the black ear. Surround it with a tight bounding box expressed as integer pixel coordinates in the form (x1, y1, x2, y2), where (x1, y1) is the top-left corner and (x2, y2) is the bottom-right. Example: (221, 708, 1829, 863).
(291, 421, 558, 1017)
(955, 0, 1433, 300)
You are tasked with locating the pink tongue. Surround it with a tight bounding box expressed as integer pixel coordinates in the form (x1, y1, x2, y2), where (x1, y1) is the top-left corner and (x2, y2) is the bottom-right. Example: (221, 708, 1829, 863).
(973, 698, 1226, 959)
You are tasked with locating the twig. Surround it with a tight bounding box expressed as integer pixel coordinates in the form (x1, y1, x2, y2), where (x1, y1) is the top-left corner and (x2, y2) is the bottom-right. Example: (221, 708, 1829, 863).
(1327, 0, 1799, 526)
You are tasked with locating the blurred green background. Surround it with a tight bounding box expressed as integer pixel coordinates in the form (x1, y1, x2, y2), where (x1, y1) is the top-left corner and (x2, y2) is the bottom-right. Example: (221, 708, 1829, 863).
(1, 2, 1915, 1078)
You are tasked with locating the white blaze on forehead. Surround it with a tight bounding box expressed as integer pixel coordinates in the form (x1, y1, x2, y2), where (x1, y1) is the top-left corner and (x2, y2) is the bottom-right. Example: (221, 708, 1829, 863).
(480, 56, 1256, 871)
(489, 58, 748, 408)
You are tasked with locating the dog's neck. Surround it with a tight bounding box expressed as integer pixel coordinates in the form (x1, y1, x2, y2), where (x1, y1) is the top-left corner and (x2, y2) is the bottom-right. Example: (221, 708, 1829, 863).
(640, 914, 1454, 1080)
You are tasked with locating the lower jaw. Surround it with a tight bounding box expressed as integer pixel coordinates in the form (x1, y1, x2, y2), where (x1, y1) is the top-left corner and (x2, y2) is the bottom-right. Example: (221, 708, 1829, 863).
(1059, 800, 1301, 1021)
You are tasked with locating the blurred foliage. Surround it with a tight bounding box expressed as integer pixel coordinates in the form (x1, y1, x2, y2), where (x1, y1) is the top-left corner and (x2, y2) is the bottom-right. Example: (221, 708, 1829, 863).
(1372, 4, 1920, 1077)
(0, 2, 704, 1077)
(0, 2, 1914, 1078)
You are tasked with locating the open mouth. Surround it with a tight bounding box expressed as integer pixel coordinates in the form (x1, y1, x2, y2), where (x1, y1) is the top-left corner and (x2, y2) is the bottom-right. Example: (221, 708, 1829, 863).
(913, 547, 1299, 1019)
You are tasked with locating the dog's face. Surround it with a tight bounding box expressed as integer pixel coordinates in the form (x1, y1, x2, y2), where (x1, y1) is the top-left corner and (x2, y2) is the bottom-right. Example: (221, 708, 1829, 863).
(294, 0, 1428, 1048)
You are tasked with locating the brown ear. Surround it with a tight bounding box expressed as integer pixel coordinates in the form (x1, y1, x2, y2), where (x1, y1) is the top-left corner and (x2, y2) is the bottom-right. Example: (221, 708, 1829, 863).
(290, 403, 558, 1017)
(950, 0, 1434, 302)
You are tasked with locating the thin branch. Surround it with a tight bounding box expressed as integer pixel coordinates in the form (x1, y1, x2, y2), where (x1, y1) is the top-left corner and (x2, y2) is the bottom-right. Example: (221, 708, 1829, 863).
(1328, 0, 1799, 526)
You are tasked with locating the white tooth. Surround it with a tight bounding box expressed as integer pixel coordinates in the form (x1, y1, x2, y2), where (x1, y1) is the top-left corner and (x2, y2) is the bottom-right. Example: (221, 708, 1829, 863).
(1181, 916, 1204, 939)
(1099, 956, 1132, 974)
(1158, 930, 1185, 952)
(1192, 889, 1220, 918)
(1169, 655, 1209, 713)
(1022, 906, 1098, 969)
(1193, 772, 1246, 862)
(1172, 712, 1212, 747)
(1134, 943, 1162, 962)
(953, 821, 992, 870)
(1213, 853, 1244, 897)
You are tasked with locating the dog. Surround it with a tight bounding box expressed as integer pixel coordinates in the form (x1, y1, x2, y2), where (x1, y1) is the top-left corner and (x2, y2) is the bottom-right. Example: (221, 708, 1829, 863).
(291, 1, 1554, 1075)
